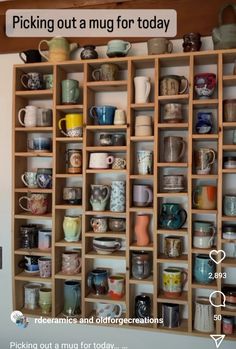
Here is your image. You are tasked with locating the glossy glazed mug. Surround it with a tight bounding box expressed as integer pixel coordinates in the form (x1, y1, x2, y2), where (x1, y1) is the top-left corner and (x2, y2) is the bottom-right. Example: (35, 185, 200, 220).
(134, 76, 151, 103)
(66, 149, 82, 174)
(196, 112, 213, 134)
(193, 186, 217, 210)
(224, 195, 236, 216)
(194, 73, 216, 99)
(132, 251, 151, 280)
(112, 157, 126, 170)
(19, 193, 48, 215)
(162, 304, 180, 328)
(193, 221, 215, 249)
(89, 153, 114, 169)
(133, 185, 153, 207)
(58, 113, 83, 137)
(135, 295, 151, 319)
(18, 255, 39, 272)
(39, 288, 52, 315)
(27, 136, 51, 152)
(96, 303, 122, 318)
(38, 257, 51, 278)
(106, 40, 131, 57)
(38, 229, 51, 250)
(160, 75, 188, 96)
(63, 215, 82, 242)
(21, 171, 38, 189)
(21, 72, 43, 90)
(87, 269, 108, 295)
(159, 203, 187, 230)
(163, 267, 188, 298)
(110, 181, 126, 212)
(18, 105, 38, 127)
(36, 168, 52, 189)
(114, 109, 126, 125)
(61, 252, 81, 275)
(164, 236, 183, 257)
(194, 148, 216, 174)
(194, 254, 216, 284)
(19, 49, 41, 63)
(108, 275, 125, 300)
(90, 217, 108, 233)
(63, 281, 81, 316)
(43, 74, 53, 89)
(20, 224, 38, 249)
(92, 63, 119, 81)
(63, 187, 82, 205)
(137, 150, 153, 175)
(89, 105, 117, 125)
(61, 79, 79, 104)
(36, 108, 52, 127)
(24, 283, 42, 310)
(164, 136, 186, 162)
(90, 184, 110, 211)
(147, 38, 173, 54)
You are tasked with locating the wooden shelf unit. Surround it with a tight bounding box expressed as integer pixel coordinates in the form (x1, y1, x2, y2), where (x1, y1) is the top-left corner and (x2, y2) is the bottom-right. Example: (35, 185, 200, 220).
(12, 49, 236, 340)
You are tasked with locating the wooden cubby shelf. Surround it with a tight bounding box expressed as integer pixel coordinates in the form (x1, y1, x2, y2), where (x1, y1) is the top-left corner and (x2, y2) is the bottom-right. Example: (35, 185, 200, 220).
(12, 49, 236, 340)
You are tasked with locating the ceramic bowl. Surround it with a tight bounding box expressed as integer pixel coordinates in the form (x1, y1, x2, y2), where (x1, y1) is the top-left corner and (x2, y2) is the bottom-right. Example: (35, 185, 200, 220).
(93, 237, 121, 254)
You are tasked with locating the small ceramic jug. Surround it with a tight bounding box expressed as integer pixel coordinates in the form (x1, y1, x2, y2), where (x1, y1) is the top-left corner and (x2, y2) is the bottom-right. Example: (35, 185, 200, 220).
(63, 215, 82, 242)
(90, 184, 110, 211)
(134, 214, 150, 246)
(38, 37, 78, 62)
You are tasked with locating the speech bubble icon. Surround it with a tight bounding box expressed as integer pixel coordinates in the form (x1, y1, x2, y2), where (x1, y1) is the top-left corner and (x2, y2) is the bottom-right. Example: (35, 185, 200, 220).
(209, 291, 226, 308)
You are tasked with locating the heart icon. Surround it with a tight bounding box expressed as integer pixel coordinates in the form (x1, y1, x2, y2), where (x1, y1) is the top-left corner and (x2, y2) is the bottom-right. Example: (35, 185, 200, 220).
(209, 250, 226, 265)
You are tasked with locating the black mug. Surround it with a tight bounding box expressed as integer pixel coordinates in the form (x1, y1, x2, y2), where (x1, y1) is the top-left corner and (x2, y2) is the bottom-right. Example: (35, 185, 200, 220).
(20, 224, 38, 249)
(135, 294, 151, 319)
(162, 303, 180, 328)
(19, 50, 42, 64)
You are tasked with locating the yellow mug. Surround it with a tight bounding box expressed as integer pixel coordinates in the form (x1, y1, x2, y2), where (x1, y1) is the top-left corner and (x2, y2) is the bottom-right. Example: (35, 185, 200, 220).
(58, 113, 83, 137)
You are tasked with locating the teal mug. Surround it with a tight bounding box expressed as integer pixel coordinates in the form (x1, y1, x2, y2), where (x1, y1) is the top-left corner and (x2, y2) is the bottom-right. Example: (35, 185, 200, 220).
(61, 79, 79, 104)
(106, 40, 132, 58)
(63, 280, 81, 316)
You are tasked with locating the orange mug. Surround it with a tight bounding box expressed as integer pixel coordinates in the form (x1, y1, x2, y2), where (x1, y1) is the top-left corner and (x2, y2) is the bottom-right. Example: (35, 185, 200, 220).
(193, 186, 217, 210)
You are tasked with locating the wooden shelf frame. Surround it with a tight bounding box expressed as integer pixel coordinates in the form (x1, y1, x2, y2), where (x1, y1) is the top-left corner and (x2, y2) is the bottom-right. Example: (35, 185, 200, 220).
(12, 49, 236, 341)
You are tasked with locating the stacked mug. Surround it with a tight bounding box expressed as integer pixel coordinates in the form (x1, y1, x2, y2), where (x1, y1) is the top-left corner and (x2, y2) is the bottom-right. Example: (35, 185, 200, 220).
(135, 115, 153, 137)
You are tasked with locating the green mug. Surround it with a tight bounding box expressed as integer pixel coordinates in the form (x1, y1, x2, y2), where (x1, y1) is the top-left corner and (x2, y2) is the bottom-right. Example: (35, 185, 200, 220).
(39, 288, 52, 314)
(61, 79, 79, 104)
(43, 74, 53, 89)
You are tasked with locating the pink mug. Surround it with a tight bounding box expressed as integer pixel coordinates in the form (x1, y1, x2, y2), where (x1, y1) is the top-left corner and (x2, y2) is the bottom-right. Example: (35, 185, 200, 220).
(19, 193, 48, 215)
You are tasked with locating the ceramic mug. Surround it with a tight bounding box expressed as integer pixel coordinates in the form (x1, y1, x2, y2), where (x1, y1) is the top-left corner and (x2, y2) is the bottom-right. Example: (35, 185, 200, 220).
(36, 168, 52, 189)
(106, 40, 131, 57)
(63, 281, 81, 316)
(89, 153, 114, 169)
(164, 136, 186, 162)
(135, 115, 153, 136)
(194, 73, 216, 99)
(164, 236, 183, 257)
(194, 148, 216, 174)
(194, 297, 214, 333)
(87, 269, 108, 295)
(63, 215, 82, 242)
(19, 49, 41, 63)
(108, 275, 125, 300)
(162, 304, 180, 328)
(159, 203, 187, 230)
(160, 75, 188, 96)
(92, 63, 119, 81)
(90, 105, 117, 125)
(132, 251, 151, 279)
(37, 108, 52, 127)
(193, 221, 215, 248)
(183, 32, 202, 52)
(110, 181, 126, 212)
(196, 112, 213, 134)
(21, 72, 43, 90)
(66, 149, 82, 174)
(20, 224, 38, 249)
(61, 251, 81, 275)
(163, 267, 188, 298)
(39, 288, 52, 315)
(58, 113, 83, 137)
(147, 38, 173, 55)
(27, 136, 51, 152)
(96, 303, 122, 318)
(63, 187, 82, 205)
(133, 185, 153, 207)
(18, 255, 39, 273)
(114, 109, 126, 125)
(61, 79, 79, 104)
(163, 103, 183, 123)
(112, 157, 126, 170)
(134, 76, 151, 103)
(163, 175, 185, 192)
(90, 184, 110, 211)
(21, 171, 38, 189)
(43, 74, 53, 89)
(137, 150, 153, 175)
(193, 186, 217, 210)
(18, 105, 38, 127)
(90, 217, 108, 233)
(24, 283, 42, 310)
(135, 295, 151, 319)
(99, 133, 113, 146)
(224, 195, 236, 216)
(38, 257, 51, 278)
(19, 193, 48, 215)
(194, 254, 215, 284)
(223, 100, 236, 122)
(38, 229, 51, 250)
(113, 134, 126, 146)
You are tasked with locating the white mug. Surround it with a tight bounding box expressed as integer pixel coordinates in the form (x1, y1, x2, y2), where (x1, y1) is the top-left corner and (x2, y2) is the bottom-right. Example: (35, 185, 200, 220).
(134, 76, 151, 103)
(18, 105, 37, 127)
(89, 153, 114, 169)
(96, 303, 122, 318)
(114, 109, 126, 125)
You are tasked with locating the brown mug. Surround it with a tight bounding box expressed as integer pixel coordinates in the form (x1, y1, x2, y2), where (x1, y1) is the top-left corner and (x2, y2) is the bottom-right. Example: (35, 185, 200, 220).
(160, 75, 189, 96)
(164, 236, 183, 257)
(92, 63, 119, 81)
(164, 136, 186, 162)
(194, 148, 216, 175)
(66, 149, 82, 174)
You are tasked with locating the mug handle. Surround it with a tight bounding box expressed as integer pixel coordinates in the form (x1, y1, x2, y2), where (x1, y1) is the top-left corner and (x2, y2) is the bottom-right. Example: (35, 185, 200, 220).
(167, 41, 173, 53)
(19, 196, 31, 212)
(18, 108, 26, 126)
(178, 140, 186, 160)
(144, 80, 151, 101)
(124, 42, 132, 54)
(145, 187, 153, 205)
(179, 77, 189, 94)
(75, 257, 82, 274)
(19, 52, 26, 63)
(20, 74, 29, 89)
(114, 304, 123, 318)
(114, 241, 121, 250)
(38, 40, 49, 61)
(21, 174, 29, 187)
(178, 208, 187, 226)
(207, 149, 216, 166)
(92, 69, 101, 81)
(181, 270, 188, 289)
(58, 118, 68, 137)
(89, 106, 97, 119)
(102, 186, 110, 203)
(90, 218, 96, 228)
(107, 156, 114, 165)
(208, 226, 216, 246)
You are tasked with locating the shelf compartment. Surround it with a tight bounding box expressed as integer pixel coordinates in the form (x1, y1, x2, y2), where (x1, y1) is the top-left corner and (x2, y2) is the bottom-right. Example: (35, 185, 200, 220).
(15, 188, 53, 193)
(85, 293, 126, 305)
(157, 192, 188, 197)
(55, 271, 82, 280)
(55, 137, 83, 143)
(86, 169, 126, 174)
(129, 243, 153, 251)
(192, 282, 218, 289)
(15, 152, 53, 157)
(129, 276, 153, 284)
(85, 211, 126, 217)
(157, 254, 188, 263)
(157, 290, 188, 305)
(86, 125, 127, 131)
(221, 257, 236, 267)
(85, 251, 126, 259)
(223, 75, 236, 86)
(130, 103, 155, 110)
(157, 228, 188, 236)
(15, 89, 53, 99)
(85, 231, 126, 238)
(15, 271, 51, 282)
(157, 162, 188, 168)
(158, 123, 188, 130)
(87, 80, 127, 91)
(55, 240, 82, 248)
(15, 127, 53, 132)
(86, 146, 127, 152)
(14, 248, 51, 257)
(14, 213, 52, 220)
(130, 136, 154, 142)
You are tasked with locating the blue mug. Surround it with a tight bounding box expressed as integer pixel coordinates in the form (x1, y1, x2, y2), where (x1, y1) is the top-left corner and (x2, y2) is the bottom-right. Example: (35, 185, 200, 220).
(36, 168, 52, 189)
(89, 105, 116, 125)
(194, 254, 215, 284)
(196, 112, 213, 134)
(28, 137, 51, 152)
(63, 281, 81, 316)
(87, 268, 108, 295)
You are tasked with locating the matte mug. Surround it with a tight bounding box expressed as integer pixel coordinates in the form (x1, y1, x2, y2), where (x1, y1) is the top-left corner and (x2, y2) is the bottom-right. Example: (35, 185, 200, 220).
(21, 72, 43, 90)
(36, 108, 52, 127)
(92, 63, 119, 81)
(61, 79, 79, 104)
(193, 186, 217, 210)
(133, 185, 153, 207)
(58, 113, 83, 137)
(21, 171, 38, 189)
(89, 105, 117, 125)
(18, 105, 38, 127)
(147, 38, 173, 55)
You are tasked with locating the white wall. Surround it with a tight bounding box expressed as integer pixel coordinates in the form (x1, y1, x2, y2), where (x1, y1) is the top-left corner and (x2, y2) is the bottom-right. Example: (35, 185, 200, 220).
(0, 38, 235, 348)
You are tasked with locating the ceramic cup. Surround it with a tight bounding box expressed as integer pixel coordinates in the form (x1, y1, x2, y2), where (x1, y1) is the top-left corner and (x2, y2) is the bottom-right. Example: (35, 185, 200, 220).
(90, 184, 110, 211)
(112, 134, 126, 146)
(108, 275, 125, 300)
(87, 269, 108, 295)
(194, 255, 215, 284)
(39, 288, 52, 315)
(90, 105, 117, 125)
(21, 72, 43, 90)
(224, 195, 236, 216)
(194, 73, 216, 99)
(63, 281, 81, 316)
(194, 148, 216, 174)
(66, 149, 82, 174)
(92, 63, 119, 81)
(19, 193, 48, 215)
(193, 221, 215, 249)
(96, 303, 122, 318)
(164, 136, 186, 162)
(38, 257, 51, 278)
(163, 175, 185, 192)
(112, 157, 126, 170)
(193, 186, 217, 210)
(135, 115, 153, 137)
(163, 103, 183, 123)
(133, 185, 153, 207)
(162, 304, 180, 328)
(223, 100, 236, 122)
(164, 236, 183, 257)
(58, 113, 83, 137)
(27, 136, 51, 153)
(20, 224, 38, 249)
(92, 237, 121, 255)
(90, 217, 108, 233)
(183, 32, 202, 52)
(36, 108, 52, 127)
(18, 105, 38, 127)
(108, 218, 126, 232)
(159, 203, 187, 230)
(114, 109, 126, 125)
(106, 40, 131, 58)
(110, 181, 126, 212)
(194, 297, 214, 333)
(38, 229, 51, 250)
(132, 251, 151, 280)
(99, 133, 113, 146)
(63, 215, 82, 242)
(196, 112, 213, 134)
(137, 150, 153, 175)
(147, 38, 173, 55)
(134, 76, 151, 103)
(18, 255, 39, 273)
(36, 168, 52, 189)
(89, 153, 114, 169)
(135, 295, 151, 319)
(163, 267, 188, 298)
(160, 75, 188, 96)
(19, 50, 41, 64)
(43, 74, 53, 89)
(61, 79, 79, 104)
(63, 187, 82, 205)
(21, 171, 38, 189)
(24, 283, 42, 310)
(61, 251, 81, 275)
